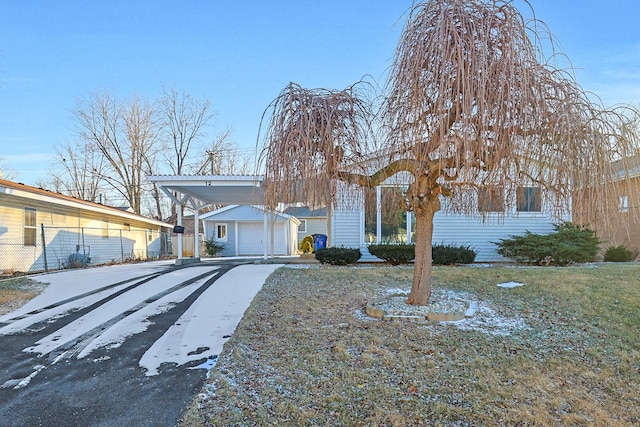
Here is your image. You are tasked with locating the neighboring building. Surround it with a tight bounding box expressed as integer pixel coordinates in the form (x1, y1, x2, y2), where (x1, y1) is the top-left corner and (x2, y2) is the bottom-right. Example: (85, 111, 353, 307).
(574, 155, 640, 257)
(0, 179, 171, 273)
(282, 206, 328, 243)
(200, 205, 300, 257)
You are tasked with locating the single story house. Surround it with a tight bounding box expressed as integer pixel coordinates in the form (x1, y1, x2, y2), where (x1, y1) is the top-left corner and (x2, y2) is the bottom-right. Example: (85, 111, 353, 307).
(200, 205, 300, 257)
(0, 178, 171, 273)
(148, 174, 567, 262)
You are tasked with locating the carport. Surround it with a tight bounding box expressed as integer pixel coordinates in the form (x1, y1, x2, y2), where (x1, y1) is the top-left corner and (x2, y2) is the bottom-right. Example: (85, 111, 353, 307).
(147, 175, 283, 263)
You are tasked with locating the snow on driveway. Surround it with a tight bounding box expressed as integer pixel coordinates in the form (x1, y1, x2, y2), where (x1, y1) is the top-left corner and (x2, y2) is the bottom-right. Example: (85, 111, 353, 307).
(0, 261, 281, 377)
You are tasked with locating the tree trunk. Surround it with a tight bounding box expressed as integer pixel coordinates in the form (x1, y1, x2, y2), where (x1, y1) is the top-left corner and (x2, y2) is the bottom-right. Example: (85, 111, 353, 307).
(407, 198, 439, 306)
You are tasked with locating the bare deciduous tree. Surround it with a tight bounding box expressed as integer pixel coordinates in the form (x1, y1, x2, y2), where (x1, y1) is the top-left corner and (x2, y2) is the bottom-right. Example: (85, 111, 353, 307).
(0, 156, 18, 181)
(50, 140, 105, 202)
(159, 87, 214, 175)
(259, 0, 640, 306)
(74, 92, 159, 215)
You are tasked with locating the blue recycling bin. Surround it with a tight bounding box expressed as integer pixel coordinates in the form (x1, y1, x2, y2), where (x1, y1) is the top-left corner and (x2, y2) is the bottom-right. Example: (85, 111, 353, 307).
(313, 234, 327, 251)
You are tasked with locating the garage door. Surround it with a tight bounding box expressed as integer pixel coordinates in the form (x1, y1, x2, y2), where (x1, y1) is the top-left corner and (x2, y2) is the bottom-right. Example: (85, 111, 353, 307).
(238, 222, 286, 255)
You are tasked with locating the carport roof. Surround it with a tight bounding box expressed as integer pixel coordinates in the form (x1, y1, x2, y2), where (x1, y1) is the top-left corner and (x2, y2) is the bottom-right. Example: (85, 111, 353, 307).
(147, 175, 267, 205)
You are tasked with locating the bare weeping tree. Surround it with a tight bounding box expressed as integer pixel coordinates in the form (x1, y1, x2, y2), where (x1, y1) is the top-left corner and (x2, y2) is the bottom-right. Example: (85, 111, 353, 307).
(259, 0, 640, 306)
(74, 92, 159, 215)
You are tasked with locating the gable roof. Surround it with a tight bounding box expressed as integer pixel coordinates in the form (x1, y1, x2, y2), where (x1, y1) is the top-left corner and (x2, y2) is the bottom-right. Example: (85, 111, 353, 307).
(0, 178, 170, 228)
(200, 204, 299, 224)
(282, 206, 328, 218)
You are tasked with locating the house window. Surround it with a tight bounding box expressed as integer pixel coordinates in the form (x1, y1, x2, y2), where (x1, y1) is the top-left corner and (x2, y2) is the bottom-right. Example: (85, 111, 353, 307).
(298, 219, 307, 233)
(517, 187, 542, 212)
(478, 187, 504, 212)
(215, 223, 227, 242)
(619, 195, 629, 213)
(23, 207, 37, 246)
(102, 219, 109, 238)
(364, 185, 409, 244)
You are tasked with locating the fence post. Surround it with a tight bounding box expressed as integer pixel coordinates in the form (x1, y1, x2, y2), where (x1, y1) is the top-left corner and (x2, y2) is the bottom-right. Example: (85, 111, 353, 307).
(120, 229, 124, 261)
(41, 224, 48, 272)
(81, 228, 86, 258)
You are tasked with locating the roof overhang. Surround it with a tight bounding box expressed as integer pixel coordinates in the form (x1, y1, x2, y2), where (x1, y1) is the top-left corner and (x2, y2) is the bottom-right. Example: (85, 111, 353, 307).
(148, 175, 267, 206)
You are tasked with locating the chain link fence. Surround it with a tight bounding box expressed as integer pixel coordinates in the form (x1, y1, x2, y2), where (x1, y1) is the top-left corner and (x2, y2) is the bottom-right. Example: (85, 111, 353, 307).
(0, 225, 173, 274)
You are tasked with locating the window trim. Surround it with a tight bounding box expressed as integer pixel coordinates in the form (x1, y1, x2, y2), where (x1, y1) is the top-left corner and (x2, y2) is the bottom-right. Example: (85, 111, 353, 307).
(516, 186, 542, 213)
(215, 223, 228, 242)
(298, 219, 307, 233)
(23, 207, 37, 246)
(619, 195, 629, 213)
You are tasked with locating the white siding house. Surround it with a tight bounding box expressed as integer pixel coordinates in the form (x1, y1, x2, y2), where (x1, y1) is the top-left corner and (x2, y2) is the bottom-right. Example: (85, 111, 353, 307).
(331, 183, 567, 262)
(0, 179, 171, 273)
(200, 205, 300, 257)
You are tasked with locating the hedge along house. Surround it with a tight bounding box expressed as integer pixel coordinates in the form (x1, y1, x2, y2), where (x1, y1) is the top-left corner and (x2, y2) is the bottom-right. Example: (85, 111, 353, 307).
(148, 174, 568, 263)
(0, 178, 171, 273)
(200, 205, 300, 257)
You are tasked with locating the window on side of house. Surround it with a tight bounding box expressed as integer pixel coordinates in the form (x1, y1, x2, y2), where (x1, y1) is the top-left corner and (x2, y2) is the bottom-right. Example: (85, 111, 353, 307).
(102, 219, 109, 238)
(23, 207, 37, 246)
(216, 223, 227, 242)
(619, 195, 629, 213)
(478, 187, 504, 213)
(298, 219, 307, 233)
(517, 187, 542, 212)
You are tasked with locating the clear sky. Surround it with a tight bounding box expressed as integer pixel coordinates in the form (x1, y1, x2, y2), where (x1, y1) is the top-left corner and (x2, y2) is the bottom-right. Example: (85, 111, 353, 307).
(2, 0, 640, 186)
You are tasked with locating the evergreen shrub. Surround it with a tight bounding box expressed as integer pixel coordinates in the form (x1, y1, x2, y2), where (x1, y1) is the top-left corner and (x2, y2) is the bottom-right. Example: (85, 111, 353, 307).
(314, 247, 361, 265)
(603, 245, 637, 262)
(495, 222, 600, 266)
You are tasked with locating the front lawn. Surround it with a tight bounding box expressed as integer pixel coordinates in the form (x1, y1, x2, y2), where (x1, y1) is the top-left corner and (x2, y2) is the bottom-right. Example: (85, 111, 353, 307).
(182, 263, 640, 426)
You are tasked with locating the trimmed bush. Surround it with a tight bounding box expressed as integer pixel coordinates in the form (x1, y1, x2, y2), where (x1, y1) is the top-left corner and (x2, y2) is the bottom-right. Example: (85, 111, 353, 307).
(495, 222, 601, 266)
(603, 245, 637, 262)
(299, 235, 314, 254)
(204, 238, 225, 257)
(314, 247, 361, 265)
(368, 244, 415, 265)
(432, 243, 477, 265)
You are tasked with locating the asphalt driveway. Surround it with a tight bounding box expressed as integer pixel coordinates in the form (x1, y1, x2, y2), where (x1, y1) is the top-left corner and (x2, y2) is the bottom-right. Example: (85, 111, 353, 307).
(0, 260, 280, 427)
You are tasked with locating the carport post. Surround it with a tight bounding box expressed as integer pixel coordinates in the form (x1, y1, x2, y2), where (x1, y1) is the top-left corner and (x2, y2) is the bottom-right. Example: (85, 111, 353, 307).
(193, 208, 200, 259)
(263, 211, 268, 260)
(177, 208, 183, 261)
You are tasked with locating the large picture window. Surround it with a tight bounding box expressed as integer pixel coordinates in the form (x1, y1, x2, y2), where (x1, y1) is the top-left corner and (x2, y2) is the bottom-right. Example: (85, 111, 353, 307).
(517, 187, 542, 212)
(23, 207, 37, 246)
(364, 186, 410, 244)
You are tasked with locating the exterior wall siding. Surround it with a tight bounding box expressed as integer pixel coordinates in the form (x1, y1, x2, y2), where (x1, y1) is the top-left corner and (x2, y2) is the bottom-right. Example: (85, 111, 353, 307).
(0, 185, 168, 273)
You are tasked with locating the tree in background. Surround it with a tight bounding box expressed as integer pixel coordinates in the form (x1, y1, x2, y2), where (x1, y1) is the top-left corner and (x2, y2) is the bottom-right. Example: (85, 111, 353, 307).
(51, 140, 106, 203)
(0, 156, 18, 181)
(74, 92, 158, 215)
(259, 0, 640, 305)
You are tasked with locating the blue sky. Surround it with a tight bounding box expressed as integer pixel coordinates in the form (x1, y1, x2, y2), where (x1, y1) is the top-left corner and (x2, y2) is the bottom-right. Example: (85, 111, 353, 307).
(2, 0, 640, 186)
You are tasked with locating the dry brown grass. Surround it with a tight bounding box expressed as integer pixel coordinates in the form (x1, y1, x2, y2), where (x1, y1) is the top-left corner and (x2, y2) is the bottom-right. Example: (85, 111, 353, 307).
(0, 278, 47, 315)
(182, 263, 640, 426)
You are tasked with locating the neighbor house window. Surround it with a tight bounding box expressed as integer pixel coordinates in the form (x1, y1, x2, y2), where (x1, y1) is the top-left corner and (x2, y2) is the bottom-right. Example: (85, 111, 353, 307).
(102, 219, 109, 238)
(478, 187, 504, 212)
(619, 195, 629, 213)
(517, 187, 542, 212)
(298, 219, 307, 233)
(23, 207, 37, 246)
(215, 223, 227, 242)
